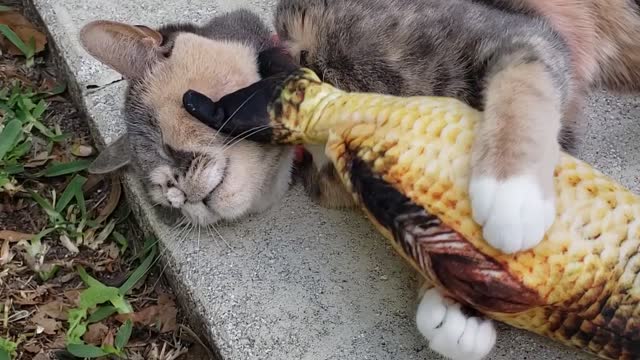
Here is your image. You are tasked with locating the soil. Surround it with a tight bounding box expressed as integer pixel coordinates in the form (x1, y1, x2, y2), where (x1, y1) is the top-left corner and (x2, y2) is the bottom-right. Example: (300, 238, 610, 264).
(0, 2, 212, 359)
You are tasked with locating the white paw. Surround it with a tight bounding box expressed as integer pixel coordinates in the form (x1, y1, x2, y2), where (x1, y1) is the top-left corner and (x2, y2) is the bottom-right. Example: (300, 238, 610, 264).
(469, 175, 555, 253)
(416, 288, 496, 360)
(166, 187, 185, 208)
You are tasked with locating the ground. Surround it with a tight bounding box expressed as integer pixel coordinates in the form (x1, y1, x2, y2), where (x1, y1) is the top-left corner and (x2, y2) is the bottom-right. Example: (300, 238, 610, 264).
(0, 3, 212, 359)
(11, 0, 640, 359)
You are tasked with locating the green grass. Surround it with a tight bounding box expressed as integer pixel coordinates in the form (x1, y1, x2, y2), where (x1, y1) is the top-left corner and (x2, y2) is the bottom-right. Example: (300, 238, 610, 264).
(0, 338, 17, 360)
(0, 24, 37, 67)
(65, 240, 157, 358)
(0, 80, 68, 194)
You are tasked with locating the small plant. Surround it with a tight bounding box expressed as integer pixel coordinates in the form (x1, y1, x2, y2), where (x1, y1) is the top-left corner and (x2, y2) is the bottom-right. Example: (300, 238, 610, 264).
(64, 240, 157, 358)
(0, 337, 17, 360)
(0, 24, 36, 67)
(0, 81, 72, 194)
(18, 174, 117, 280)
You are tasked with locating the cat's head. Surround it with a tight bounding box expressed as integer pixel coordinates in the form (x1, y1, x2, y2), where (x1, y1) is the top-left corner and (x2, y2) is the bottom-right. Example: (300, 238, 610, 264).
(79, 10, 294, 226)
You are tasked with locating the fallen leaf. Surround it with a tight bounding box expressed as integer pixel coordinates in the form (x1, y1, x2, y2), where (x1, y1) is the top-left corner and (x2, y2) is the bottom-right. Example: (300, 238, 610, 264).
(48, 334, 66, 349)
(81, 173, 105, 193)
(71, 144, 94, 157)
(0, 240, 14, 265)
(33, 352, 49, 360)
(59, 234, 79, 254)
(7, 25, 47, 55)
(39, 301, 69, 320)
(96, 176, 121, 223)
(115, 294, 177, 333)
(0, 10, 47, 55)
(105, 243, 119, 259)
(0, 230, 33, 241)
(56, 272, 77, 284)
(24, 152, 53, 168)
(63, 290, 82, 306)
(0, 11, 31, 27)
(31, 311, 60, 335)
(83, 323, 109, 346)
(102, 328, 114, 348)
(23, 342, 41, 353)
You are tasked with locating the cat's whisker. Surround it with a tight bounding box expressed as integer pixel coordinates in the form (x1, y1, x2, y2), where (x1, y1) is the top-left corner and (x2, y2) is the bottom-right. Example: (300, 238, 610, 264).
(205, 224, 221, 250)
(221, 123, 271, 150)
(211, 223, 236, 254)
(213, 89, 260, 141)
(196, 225, 202, 274)
(221, 124, 271, 153)
(152, 222, 195, 290)
(152, 221, 192, 270)
(199, 89, 261, 152)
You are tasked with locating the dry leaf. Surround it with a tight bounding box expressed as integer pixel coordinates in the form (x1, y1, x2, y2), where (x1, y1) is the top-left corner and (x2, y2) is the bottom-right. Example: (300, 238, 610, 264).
(0, 10, 47, 55)
(39, 301, 69, 320)
(23, 342, 41, 353)
(105, 242, 119, 259)
(63, 290, 81, 306)
(49, 334, 67, 349)
(71, 144, 94, 157)
(56, 272, 77, 284)
(8, 25, 47, 54)
(31, 312, 60, 335)
(102, 328, 114, 348)
(0, 240, 14, 265)
(83, 323, 109, 346)
(0, 11, 32, 28)
(96, 177, 121, 223)
(116, 294, 177, 333)
(0, 230, 34, 241)
(33, 353, 49, 360)
(82, 173, 105, 193)
(24, 152, 53, 168)
(59, 234, 79, 254)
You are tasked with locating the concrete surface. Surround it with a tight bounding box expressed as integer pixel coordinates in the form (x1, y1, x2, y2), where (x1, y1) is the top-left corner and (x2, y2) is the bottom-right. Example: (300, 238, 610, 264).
(28, 0, 640, 359)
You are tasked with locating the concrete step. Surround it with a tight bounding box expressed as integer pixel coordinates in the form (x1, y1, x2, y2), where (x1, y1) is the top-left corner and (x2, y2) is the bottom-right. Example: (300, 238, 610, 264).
(31, 0, 640, 358)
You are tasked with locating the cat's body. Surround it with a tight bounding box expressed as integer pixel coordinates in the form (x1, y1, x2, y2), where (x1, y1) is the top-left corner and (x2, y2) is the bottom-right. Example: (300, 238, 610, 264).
(277, 0, 570, 255)
(79, 1, 640, 359)
(273, 0, 640, 359)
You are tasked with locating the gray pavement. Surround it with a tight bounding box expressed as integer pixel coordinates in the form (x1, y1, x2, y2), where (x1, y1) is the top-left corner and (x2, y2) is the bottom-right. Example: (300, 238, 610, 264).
(28, 0, 640, 358)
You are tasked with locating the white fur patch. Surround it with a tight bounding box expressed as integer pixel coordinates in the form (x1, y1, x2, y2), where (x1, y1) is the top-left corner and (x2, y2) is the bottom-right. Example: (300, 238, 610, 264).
(469, 175, 555, 253)
(166, 187, 185, 208)
(416, 288, 496, 360)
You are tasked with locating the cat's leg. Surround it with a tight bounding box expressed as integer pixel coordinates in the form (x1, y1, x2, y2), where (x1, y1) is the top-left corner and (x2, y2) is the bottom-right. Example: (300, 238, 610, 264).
(469, 50, 566, 253)
(294, 144, 357, 209)
(416, 283, 496, 360)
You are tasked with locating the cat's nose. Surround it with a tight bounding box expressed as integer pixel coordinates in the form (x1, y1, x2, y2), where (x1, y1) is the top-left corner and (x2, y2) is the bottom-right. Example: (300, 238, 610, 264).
(166, 187, 185, 208)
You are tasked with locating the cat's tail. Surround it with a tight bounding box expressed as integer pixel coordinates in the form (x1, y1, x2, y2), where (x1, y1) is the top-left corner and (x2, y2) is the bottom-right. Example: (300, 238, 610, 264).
(590, 0, 640, 93)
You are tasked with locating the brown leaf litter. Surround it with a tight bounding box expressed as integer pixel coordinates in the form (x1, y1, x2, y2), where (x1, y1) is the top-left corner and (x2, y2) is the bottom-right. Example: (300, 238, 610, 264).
(0, 8, 47, 55)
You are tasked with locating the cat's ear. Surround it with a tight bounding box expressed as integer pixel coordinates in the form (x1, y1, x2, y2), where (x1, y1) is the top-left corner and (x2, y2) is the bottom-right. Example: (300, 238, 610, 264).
(89, 134, 131, 174)
(79, 20, 164, 79)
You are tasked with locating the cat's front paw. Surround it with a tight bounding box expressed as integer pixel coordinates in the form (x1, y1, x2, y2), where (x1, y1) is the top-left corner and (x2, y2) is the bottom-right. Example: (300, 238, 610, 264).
(416, 288, 496, 360)
(469, 174, 555, 253)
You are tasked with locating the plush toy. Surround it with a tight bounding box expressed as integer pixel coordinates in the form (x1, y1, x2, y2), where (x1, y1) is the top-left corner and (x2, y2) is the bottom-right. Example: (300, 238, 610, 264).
(186, 68, 640, 360)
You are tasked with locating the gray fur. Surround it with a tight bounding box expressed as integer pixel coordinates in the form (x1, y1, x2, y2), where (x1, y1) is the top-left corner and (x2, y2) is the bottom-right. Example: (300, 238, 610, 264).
(274, 0, 573, 120)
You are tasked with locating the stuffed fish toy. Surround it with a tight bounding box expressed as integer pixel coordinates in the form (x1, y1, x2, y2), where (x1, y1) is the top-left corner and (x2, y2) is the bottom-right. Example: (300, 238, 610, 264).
(183, 68, 640, 360)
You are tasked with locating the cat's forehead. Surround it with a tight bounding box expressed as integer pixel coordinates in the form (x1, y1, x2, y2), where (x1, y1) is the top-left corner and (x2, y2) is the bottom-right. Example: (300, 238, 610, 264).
(138, 32, 261, 152)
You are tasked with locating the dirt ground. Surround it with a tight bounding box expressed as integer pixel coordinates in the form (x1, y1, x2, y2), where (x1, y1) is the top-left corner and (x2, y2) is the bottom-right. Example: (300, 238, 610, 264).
(0, 2, 212, 359)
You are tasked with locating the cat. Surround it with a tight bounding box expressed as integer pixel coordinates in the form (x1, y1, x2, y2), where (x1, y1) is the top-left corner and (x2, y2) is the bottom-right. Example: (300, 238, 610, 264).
(173, 1, 640, 357)
(275, 0, 572, 256)
(267, 0, 640, 358)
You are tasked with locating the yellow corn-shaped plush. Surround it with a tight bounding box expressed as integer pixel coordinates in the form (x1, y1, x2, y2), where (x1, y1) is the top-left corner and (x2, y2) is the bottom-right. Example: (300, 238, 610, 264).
(250, 68, 639, 359)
